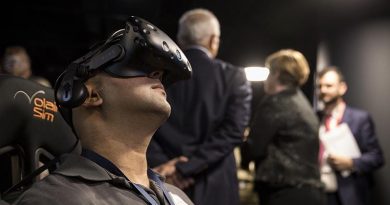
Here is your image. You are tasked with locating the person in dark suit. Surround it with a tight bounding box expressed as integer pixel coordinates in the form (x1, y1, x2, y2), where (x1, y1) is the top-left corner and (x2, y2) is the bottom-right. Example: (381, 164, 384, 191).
(317, 66, 384, 205)
(147, 8, 252, 205)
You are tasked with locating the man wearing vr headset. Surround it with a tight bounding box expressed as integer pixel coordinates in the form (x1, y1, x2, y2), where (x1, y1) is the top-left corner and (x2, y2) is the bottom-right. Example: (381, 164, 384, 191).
(13, 16, 193, 205)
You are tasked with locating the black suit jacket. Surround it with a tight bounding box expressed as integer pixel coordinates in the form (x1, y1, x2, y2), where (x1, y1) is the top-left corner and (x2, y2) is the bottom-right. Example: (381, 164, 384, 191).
(320, 106, 384, 205)
(147, 47, 252, 205)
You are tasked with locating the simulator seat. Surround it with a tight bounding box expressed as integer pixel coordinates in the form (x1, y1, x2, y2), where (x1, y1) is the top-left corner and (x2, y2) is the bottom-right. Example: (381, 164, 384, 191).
(0, 75, 78, 203)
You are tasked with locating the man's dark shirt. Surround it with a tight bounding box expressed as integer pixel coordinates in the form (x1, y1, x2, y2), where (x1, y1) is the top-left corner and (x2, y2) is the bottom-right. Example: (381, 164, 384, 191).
(13, 151, 193, 205)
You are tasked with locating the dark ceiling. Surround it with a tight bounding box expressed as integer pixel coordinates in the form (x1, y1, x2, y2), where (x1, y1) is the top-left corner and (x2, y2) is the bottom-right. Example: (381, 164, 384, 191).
(1, 0, 389, 90)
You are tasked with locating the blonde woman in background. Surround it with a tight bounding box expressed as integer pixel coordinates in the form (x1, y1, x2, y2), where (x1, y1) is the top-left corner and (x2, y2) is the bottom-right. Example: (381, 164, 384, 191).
(246, 49, 325, 205)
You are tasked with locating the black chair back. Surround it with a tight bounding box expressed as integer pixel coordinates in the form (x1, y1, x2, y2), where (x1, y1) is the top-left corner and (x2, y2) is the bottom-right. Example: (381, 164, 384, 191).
(0, 75, 77, 198)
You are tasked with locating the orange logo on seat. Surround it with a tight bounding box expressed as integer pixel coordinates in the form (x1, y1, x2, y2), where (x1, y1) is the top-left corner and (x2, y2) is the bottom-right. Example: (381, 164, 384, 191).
(14, 90, 58, 122)
(33, 97, 58, 122)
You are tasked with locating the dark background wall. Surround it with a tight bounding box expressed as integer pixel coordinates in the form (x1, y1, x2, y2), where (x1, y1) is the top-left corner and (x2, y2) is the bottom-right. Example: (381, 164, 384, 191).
(1, 0, 389, 204)
(0, 0, 319, 99)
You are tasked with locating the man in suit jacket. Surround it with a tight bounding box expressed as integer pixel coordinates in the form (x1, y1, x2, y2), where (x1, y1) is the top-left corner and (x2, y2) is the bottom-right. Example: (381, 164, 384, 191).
(147, 8, 252, 205)
(317, 66, 384, 205)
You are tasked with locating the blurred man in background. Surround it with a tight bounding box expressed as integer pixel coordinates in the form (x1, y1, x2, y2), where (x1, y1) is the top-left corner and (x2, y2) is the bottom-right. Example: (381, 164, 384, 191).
(1, 46, 51, 87)
(147, 8, 252, 205)
(1, 46, 32, 79)
(317, 66, 384, 205)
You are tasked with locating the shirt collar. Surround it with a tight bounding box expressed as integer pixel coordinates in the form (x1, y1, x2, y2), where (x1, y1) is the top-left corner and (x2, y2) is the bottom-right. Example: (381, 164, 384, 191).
(54, 150, 174, 205)
(54, 152, 115, 182)
(81, 148, 125, 178)
(54, 149, 165, 183)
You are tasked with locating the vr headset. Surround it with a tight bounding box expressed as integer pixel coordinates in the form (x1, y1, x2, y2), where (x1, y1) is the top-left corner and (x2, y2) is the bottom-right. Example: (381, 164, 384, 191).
(55, 16, 192, 125)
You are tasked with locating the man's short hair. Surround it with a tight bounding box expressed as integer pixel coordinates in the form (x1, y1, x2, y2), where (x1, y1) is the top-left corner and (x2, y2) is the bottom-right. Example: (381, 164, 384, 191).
(265, 49, 310, 86)
(317, 66, 345, 83)
(177, 8, 220, 48)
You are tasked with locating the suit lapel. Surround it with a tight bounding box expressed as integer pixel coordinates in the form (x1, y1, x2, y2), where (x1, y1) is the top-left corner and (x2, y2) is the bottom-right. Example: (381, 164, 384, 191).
(341, 106, 352, 125)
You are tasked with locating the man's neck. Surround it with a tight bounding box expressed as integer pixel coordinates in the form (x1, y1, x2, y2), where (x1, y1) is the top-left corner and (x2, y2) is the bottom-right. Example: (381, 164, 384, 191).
(83, 117, 160, 188)
(93, 139, 150, 187)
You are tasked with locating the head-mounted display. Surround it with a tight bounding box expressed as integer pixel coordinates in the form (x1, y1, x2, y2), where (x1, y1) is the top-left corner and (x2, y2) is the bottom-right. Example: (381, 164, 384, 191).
(55, 16, 192, 125)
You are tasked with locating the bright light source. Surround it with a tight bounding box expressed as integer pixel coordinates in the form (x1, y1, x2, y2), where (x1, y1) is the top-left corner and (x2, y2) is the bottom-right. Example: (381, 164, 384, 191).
(244, 66, 269, 81)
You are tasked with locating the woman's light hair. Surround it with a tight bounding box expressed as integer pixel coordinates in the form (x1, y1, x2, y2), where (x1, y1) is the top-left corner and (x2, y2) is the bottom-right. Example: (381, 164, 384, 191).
(265, 49, 310, 86)
(177, 8, 220, 48)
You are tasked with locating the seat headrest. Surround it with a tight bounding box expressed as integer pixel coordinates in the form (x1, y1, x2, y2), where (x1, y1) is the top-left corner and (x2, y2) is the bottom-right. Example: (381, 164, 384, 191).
(0, 75, 78, 174)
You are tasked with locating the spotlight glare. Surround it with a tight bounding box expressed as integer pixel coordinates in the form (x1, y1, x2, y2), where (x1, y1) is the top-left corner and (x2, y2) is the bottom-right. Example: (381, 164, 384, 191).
(244, 66, 269, 81)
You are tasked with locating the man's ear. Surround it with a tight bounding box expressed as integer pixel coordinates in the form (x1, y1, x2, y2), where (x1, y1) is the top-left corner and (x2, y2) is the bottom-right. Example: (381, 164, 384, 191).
(209, 35, 220, 57)
(339, 81, 348, 96)
(83, 84, 103, 107)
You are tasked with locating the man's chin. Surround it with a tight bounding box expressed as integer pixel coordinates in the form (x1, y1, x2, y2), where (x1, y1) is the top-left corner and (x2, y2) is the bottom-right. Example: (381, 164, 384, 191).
(322, 97, 339, 106)
(156, 104, 171, 122)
